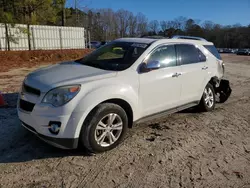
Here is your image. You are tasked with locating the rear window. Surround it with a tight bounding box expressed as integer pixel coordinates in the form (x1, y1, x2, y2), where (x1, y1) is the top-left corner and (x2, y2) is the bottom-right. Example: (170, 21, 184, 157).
(204, 45, 222, 60)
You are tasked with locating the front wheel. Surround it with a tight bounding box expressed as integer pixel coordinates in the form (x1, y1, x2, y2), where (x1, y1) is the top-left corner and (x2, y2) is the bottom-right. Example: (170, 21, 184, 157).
(80, 103, 128, 153)
(198, 83, 216, 112)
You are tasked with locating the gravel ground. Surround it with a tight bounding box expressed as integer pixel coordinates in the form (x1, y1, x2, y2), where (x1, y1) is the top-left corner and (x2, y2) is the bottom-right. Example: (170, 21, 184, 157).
(0, 54, 250, 188)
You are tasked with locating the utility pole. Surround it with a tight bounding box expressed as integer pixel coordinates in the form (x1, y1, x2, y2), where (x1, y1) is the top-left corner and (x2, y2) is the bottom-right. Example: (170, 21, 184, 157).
(61, 1, 65, 26)
(75, 0, 78, 26)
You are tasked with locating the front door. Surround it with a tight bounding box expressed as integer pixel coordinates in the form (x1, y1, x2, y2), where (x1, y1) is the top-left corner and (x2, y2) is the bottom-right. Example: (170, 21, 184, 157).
(139, 44, 182, 117)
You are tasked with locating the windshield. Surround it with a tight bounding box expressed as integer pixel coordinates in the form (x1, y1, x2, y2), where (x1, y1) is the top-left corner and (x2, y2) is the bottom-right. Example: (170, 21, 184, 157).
(77, 41, 150, 71)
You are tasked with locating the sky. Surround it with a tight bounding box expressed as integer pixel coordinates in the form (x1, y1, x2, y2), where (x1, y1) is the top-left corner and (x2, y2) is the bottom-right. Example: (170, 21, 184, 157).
(67, 0, 250, 26)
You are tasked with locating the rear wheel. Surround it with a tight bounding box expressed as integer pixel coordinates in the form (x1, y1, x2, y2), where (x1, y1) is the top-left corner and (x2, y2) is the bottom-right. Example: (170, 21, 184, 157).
(198, 83, 216, 112)
(80, 103, 128, 153)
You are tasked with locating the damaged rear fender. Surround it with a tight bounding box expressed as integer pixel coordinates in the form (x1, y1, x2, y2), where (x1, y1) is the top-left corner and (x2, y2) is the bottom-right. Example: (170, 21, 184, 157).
(215, 79, 232, 103)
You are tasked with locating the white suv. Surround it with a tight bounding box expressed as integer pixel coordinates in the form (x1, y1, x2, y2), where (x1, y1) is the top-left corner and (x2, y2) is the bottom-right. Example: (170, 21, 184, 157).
(17, 36, 231, 153)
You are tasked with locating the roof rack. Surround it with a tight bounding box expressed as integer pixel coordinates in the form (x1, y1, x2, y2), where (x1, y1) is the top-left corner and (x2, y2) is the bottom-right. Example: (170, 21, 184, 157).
(171, 35, 207, 41)
(140, 35, 169, 39)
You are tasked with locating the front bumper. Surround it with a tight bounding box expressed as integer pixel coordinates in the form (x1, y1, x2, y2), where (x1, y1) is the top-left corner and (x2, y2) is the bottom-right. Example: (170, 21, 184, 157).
(17, 90, 84, 149)
(21, 121, 78, 149)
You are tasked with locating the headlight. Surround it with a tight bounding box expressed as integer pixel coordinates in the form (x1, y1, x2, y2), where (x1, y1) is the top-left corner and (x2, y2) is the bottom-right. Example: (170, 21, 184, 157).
(42, 85, 81, 107)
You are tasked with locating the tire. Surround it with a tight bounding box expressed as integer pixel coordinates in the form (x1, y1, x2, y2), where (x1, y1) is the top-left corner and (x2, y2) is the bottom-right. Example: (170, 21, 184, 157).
(198, 83, 216, 112)
(80, 103, 128, 153)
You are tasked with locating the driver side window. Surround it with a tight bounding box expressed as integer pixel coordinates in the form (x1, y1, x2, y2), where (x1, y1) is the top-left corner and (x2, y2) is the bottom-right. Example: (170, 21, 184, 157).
(146, 45, 177, 68)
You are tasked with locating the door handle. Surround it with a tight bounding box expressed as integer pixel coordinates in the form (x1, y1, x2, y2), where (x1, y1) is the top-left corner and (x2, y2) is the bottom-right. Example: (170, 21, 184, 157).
(172, 73, 178, 77)
(172, 73, 182, 77)
(202, 66, 208, 70)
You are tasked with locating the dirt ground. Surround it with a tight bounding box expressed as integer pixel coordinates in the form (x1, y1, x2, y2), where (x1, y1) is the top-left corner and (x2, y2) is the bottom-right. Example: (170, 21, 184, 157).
(0, 49, 93, 73)
(0, 54, 250, 188)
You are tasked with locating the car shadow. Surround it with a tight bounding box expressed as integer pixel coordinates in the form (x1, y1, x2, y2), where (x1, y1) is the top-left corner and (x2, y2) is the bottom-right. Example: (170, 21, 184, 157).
(0, 93, 93, 164)
(178, 107, 200, 114)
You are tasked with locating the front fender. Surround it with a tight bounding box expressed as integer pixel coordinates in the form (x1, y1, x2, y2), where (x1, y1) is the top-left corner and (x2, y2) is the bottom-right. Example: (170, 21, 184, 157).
(72, 84, 139, 138)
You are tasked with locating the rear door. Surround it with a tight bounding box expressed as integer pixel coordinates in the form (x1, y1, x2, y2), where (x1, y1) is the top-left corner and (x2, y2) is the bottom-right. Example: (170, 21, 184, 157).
(176, 44, 208, 104)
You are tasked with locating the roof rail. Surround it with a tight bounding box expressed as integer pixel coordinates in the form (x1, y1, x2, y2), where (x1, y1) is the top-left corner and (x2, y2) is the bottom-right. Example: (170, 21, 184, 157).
(140, 35, 169, 39)
(171, 35, 207, 41)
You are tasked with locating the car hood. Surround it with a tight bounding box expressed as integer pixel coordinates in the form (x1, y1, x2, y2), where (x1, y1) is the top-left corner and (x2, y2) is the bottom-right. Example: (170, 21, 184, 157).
(24, 61, 117, 92)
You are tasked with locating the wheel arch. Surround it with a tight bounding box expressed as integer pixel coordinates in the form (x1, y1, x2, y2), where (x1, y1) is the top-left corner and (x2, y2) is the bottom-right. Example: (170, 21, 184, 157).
(209, 76, 220, 89)
(79, 99, 132, 153)
(100, 98, 134, 128)
(81, 98, 134, 130)
(199, 76, 220, 100)
(73, 93, 137, 139)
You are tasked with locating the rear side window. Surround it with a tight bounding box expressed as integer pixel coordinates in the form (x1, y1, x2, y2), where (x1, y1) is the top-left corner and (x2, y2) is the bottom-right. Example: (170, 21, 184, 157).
(176, 44, 206, 65)
(197, 48, 207, 62)
(203, 45, 222, 60)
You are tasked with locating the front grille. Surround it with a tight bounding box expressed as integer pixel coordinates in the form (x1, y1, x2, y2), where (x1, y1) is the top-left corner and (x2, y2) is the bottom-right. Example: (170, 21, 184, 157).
(23, 84, 41, 96)
(19, 99, 35, 112)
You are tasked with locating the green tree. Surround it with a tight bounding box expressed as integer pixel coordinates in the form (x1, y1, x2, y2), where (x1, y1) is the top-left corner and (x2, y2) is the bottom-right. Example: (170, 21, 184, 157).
(14, 0, 57, 24)
(0, 0, 15, 23)
(53, 0, 66, 26)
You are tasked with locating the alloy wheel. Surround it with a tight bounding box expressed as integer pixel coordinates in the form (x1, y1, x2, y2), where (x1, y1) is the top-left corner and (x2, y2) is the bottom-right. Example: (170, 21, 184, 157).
(204, 87, 214, 108)
(94, 113, 123, 147)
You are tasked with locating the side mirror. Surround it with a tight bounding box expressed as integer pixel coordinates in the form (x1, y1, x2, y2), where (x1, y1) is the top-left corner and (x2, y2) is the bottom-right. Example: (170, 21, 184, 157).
(146, 60, 160, 69)
(139, 60, 160, 73)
